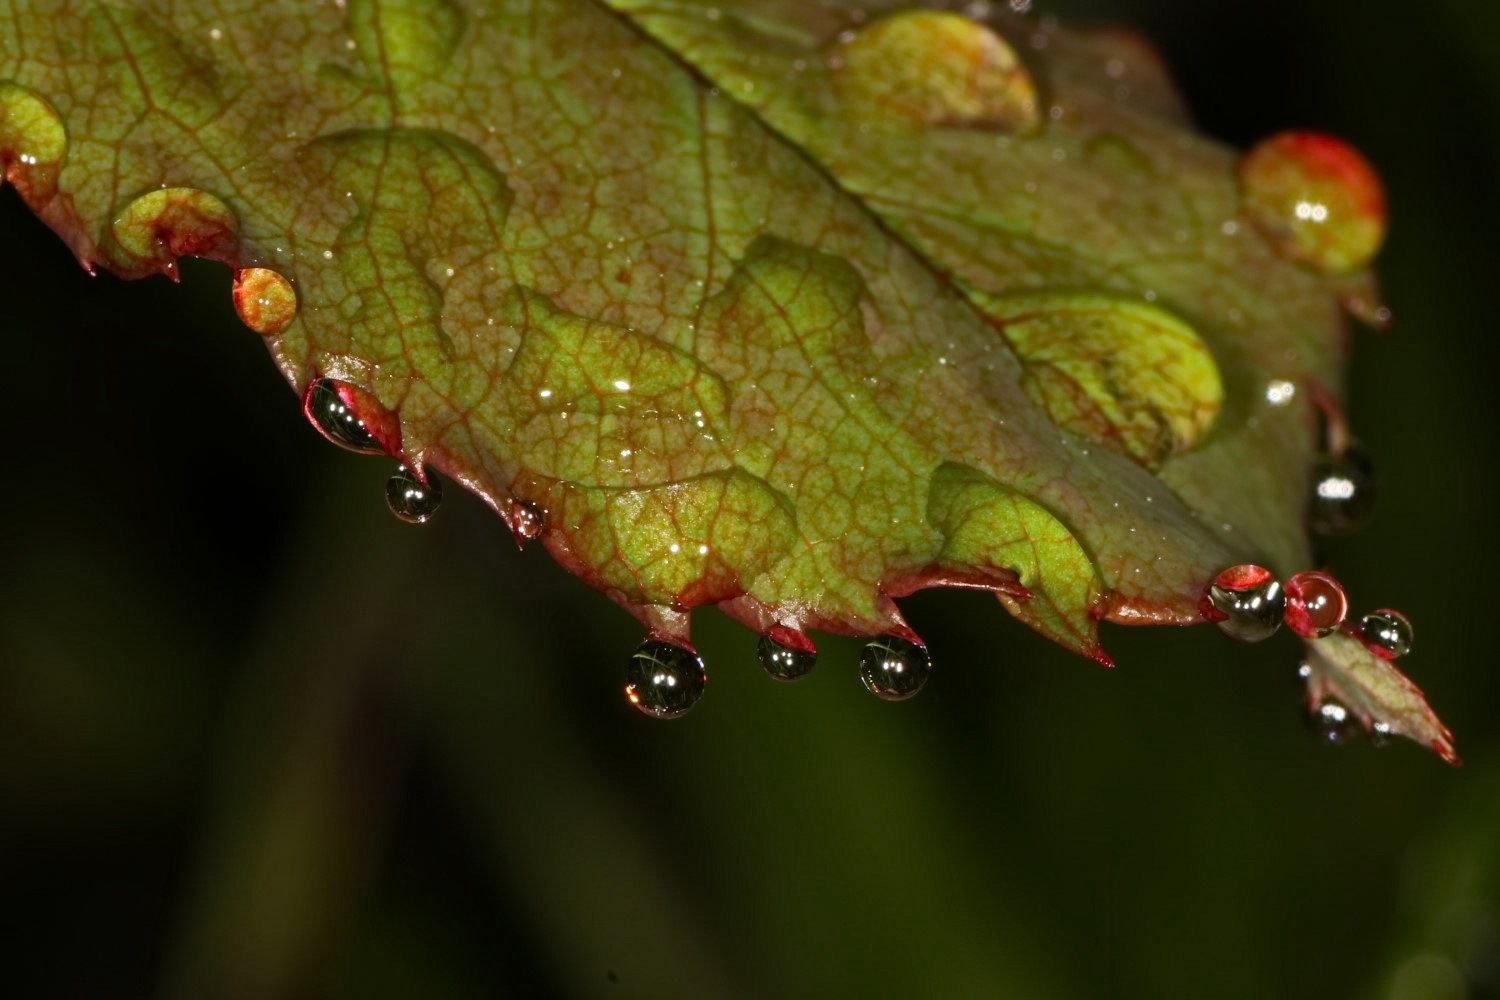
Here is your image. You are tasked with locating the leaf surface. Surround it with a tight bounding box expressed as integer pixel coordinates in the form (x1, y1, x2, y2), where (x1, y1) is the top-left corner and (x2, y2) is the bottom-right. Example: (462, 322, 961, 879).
(0, 0, 1454, 757)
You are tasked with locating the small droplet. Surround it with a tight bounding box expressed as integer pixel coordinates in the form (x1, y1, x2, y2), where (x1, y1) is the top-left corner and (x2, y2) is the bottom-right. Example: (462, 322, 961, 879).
(859, 634, 931, 700)
(757, 635, 816, 681)
(306, 379, 383, 455)
(1368, 720, 1395, 748)
(386, 466, 442, 524)
(1308, 698, 1360, 745)
(1238, 131, 1386, 273)
(1359, 609, 1413, 659)
(1205, 564, 1284, 642)
(508, 498, 545, 544)
(625, 640, 707, 719)
(1310, 445, 1376, 535)
(1283, 570, 1348, 638)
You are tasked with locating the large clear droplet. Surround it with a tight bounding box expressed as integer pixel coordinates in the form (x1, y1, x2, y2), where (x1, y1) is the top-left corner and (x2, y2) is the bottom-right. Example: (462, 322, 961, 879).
(1307, 698, 1359, 745)
(1309, 444, 1376, 535)
(1206, 564, 1285, 642)
(1283, 570, 1348, 638)
(625, 640, 706, 719)
(386, 466, 442, 524)
(859, 635, 931, 701)
(1359, 609, 1413, 659)
(307, 378, 383, 455)
(757, 635, 816, 681)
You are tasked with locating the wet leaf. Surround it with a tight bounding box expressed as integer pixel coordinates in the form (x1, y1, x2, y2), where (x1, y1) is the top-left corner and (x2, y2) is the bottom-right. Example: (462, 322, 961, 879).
(0, 0, 1453, 758)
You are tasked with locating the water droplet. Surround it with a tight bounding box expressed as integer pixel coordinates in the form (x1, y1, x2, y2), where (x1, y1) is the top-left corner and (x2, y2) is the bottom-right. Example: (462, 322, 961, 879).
(1238, 131, 1386, 273)
(1308, 698, 1359, 745)
(833, 11, 1038, 131)
(1310, 444, 1376, 535)
(1205, 564, 1284, 642)
(1283, 570, 1348, 638)
(757, 635, 816, 681)
(386, 466, 442, 524)
(859, 634, 931, 700)
(306, 379, 383, 455)
(624, 640, 706, 719)
(1369, 720, 1394, 748)
(1359, 609, 1413, 659)
(508, 499, 545, 544)
(232, 268, 297, 335)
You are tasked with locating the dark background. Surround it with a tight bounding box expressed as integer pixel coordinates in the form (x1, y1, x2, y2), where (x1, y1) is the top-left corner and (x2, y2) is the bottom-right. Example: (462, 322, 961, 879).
(2, 1, 1497, 996)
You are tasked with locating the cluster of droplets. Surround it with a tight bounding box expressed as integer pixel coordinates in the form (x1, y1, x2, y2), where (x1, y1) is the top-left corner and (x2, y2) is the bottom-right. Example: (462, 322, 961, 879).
(622, 631, 933, 719)
(1207, 562, 1415, 747)
(1205, 563, 1413, 656)
(306, 378, 445, 526)
(1303, 686, 1397, 748)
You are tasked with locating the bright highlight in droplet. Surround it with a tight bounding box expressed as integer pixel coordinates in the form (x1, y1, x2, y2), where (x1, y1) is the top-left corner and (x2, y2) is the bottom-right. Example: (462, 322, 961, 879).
(1318, 476, 1356, 500)
(1265, 380, 1296, 406)
(1294, 200, 1329, 223)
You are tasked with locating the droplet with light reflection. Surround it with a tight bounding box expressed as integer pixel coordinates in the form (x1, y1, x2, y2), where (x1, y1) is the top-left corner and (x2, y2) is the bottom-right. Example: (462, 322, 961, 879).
(1309, 444, 1377, 535)
(859, 634, 931, 700)
(306, 378, 383, 455)
(625, 639, 707, 719)
(1204, 564, 1284, 642)
(386, 466, 442, 524)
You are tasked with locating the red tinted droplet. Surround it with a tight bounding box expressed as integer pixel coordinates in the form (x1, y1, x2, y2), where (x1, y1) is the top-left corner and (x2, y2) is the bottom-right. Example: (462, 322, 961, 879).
(1239, 131, 1386, 273)
(1283, 570, 1348, 638)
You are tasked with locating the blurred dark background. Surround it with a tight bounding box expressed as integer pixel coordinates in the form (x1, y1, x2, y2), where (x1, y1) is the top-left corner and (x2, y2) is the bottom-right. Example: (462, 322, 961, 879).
(2, 0, 1497, 996)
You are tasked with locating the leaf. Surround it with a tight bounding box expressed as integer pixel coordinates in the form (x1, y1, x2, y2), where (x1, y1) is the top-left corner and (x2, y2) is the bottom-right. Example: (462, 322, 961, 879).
(0, 0, 1454, 758)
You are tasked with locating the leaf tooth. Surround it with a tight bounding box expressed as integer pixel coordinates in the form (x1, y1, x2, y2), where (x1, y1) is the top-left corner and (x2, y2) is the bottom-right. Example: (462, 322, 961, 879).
(925, 462, 1108, 663)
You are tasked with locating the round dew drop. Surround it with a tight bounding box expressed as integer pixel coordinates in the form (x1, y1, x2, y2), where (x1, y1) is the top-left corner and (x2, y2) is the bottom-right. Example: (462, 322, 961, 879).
(1308, 698, 1360, 745)
(1309, 444, 1377, 535)
(625, 640, 707, 719)
(1205, 564, 1285, 642)
(757, 635, 816, 681)
(1238, 130, 1387, 273)
(307, 379, 384, 455)
(386, 466, 442, 524)
(1283, 571, 1348, 639)
(858, 634, 931, 700)
(1359, 609, 1413, 659)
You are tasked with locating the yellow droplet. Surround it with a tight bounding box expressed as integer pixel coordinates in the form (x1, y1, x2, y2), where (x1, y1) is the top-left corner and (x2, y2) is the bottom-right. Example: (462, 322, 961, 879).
(1239, 131, 1386, 273)
(833, 11, 1039, 131)
(0, 82, 66, 199)
(109, 187, 236, 274)
(975, 291, 1224, 468)
(232, 268, 297, 336)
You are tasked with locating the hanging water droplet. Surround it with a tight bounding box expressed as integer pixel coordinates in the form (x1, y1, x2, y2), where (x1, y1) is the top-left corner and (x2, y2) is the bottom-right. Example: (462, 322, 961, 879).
(1368, 720, 1394, 748)
(386, 466, 442, 524)
(757, 635, 816, 681)
(1283, 570, 1348, 638)
(1309, 444, 1377, 535)
(508, 498, 545, 544)
(1205, 564, 1285, 642)
(307, 378, 383, 455)
(624, 639, 706, 719)
(1359, 608, 1413, 659)
(1238, 131, 1386, 273)
(859, 634, 930, 700)
(1308, 697, 1359, 745)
